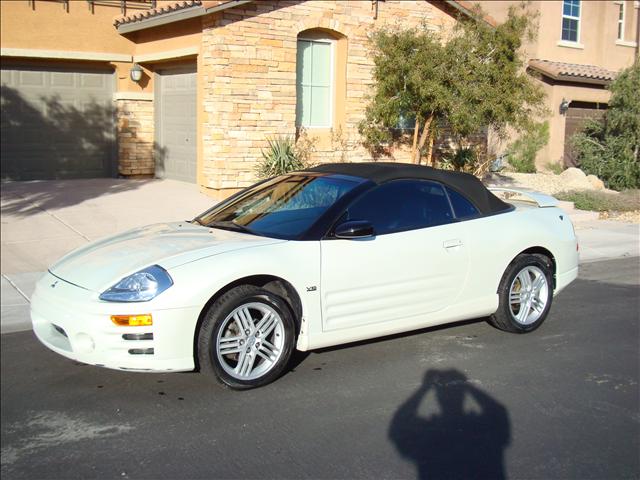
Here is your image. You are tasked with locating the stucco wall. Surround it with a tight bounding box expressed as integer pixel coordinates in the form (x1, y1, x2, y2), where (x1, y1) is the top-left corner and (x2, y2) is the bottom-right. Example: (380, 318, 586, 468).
(482, 0, 638, 169)
(538, 80, 610, 168)
(0, 0, 132, 55)
(534, 0, 638, 71)
(481, 0, 638, 70)
(200, 0, 457, 192)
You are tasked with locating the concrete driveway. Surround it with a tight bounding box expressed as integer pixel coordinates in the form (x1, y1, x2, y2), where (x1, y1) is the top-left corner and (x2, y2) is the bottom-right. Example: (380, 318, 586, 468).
(1, 178, 215, 333)
(1, 178, 638, 333)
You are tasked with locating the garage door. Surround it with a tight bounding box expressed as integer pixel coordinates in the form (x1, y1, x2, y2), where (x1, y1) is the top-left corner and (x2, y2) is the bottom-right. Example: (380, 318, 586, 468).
(155, 67, 197, 183)
(1, 64, 115, 180)
(563, 101, 607, 167)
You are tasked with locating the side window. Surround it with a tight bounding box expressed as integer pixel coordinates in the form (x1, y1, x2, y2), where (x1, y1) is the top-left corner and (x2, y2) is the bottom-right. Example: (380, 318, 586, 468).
(344, 180, 454, 235)
(296, 38, 332, 128)
(445, 186, 480, 219)
(561, 0, 580, 43)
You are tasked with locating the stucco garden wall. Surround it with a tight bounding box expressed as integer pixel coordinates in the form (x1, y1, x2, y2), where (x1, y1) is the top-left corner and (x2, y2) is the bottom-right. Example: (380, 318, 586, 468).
(200, 0, 457, 193)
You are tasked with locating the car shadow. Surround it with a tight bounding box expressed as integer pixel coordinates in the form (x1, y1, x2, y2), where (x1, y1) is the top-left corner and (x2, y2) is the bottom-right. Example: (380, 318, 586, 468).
(389, 368, 511, 480)
(311, 317, 487, 354)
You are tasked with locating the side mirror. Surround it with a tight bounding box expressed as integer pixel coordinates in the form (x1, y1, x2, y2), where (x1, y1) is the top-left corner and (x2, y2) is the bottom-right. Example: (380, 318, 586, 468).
(334, 220, 374, 239)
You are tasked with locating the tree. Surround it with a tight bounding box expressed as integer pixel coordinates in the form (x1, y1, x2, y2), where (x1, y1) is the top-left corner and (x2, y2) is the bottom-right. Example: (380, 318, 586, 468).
(570, 62, 640, 190)
(358, 27, 449, 164)
(359, 4, 546, 166)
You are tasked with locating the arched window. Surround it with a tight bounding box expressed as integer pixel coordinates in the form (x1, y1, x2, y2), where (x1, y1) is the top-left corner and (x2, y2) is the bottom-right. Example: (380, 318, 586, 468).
(296, 30, 336, 128)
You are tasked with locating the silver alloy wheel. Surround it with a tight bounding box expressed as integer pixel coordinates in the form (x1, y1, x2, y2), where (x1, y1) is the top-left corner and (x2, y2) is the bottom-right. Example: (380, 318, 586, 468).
(508, 265, 549, 325)
(216, 301, 285, 381)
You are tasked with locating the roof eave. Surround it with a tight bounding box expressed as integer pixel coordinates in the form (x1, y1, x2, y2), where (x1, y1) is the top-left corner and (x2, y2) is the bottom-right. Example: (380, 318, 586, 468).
(443, 0, 497, 27)
(528, 66, 612, 86)
(117, 0, 496, 34)
(116, 0, 252, 34)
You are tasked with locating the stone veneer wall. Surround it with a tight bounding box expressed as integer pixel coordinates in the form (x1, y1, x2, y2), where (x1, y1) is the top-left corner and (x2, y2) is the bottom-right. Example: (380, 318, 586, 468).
(115, 99, 155, 177)
(201, 0, 457, 192)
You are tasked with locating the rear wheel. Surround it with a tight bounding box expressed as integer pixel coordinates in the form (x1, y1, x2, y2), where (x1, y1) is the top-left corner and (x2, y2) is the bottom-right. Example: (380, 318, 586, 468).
(197, 285, 296, 389)
(489, 254, 553, 333)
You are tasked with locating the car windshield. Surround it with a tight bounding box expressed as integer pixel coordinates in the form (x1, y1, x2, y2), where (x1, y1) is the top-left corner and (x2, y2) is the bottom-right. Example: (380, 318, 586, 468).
(195, 174, 361, 239)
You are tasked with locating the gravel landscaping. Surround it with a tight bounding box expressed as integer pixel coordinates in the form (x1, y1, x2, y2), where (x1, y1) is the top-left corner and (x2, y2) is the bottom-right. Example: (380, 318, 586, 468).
(484, 168, 640, 223)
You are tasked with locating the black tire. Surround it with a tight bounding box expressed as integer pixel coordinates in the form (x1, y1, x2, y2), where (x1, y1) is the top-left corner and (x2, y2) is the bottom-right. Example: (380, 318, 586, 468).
(488, 253, 554, 333)
(197, 285, 296, 390)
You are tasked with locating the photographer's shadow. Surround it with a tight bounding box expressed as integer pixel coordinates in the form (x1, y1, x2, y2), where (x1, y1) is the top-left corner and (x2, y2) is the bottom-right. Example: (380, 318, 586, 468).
(389, 369, 511, 480)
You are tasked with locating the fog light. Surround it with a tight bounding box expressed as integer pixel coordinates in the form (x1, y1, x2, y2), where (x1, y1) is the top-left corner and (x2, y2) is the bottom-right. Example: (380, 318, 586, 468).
(111, 314, 153, 327)
(74, 333, 95, 353)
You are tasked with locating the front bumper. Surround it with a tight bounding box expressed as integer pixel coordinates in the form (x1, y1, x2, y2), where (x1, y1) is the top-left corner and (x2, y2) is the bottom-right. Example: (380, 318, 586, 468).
(31, 272, 198, 372)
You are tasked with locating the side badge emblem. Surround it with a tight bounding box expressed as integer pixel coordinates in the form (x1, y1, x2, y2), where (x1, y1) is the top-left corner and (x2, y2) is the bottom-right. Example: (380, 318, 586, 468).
(306, 286, 317, 292)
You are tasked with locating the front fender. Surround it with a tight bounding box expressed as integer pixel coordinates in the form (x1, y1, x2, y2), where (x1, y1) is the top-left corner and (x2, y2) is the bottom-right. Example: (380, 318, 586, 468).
(155, 241, 322, 349)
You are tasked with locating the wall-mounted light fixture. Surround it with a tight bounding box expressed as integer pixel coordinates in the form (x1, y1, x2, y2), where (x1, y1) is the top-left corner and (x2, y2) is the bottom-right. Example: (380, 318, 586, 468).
(130, 63, 143, 83)
(559, 98, 570, 115)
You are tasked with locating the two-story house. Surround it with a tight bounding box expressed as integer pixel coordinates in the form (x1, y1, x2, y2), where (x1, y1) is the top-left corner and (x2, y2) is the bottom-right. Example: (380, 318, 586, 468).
(3, 0, 633, 197)
(482, 0, 639, 169)
(1, 0, 489, 199)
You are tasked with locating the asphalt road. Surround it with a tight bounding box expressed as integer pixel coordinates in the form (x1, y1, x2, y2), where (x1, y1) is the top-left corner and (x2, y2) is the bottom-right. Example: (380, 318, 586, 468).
(2, 257, 638, 480)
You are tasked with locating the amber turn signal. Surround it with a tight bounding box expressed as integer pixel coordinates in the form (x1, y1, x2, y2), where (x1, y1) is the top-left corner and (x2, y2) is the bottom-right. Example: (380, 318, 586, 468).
(111, 314, 153, 327)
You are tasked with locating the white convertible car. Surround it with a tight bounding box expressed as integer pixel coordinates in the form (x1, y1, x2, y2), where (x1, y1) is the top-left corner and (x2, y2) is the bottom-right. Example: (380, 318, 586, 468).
(31, 163, 578, 389)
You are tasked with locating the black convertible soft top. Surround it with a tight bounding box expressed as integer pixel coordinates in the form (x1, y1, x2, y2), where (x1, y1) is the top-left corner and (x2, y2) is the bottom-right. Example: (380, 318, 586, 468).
(303, 162, 511, 215)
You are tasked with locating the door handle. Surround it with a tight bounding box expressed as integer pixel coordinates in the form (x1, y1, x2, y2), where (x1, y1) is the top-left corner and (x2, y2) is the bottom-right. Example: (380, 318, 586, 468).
(443, 239, 463, 249)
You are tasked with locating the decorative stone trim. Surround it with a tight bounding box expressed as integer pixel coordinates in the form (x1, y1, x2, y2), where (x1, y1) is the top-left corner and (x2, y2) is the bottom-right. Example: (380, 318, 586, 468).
(113, 92, 154, 101)
(0, 48, 131, 62)
(115, 99, 155, 177)
(556, 40, 585, 50)
(134, 47, 199, 63)
(615, 39, 638, 48)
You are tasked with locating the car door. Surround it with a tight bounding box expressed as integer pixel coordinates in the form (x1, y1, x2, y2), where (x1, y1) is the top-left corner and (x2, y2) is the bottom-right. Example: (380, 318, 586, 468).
(320, 179, 470, 332)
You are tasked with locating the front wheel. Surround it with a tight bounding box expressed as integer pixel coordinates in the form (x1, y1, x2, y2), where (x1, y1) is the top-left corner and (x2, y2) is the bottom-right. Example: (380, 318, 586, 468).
(197, 285, 296, 389)
(489, 254, 553, 333)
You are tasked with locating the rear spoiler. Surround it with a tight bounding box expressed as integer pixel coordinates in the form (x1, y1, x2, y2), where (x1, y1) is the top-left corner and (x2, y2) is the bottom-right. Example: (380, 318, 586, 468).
(488, 187, 559, 208)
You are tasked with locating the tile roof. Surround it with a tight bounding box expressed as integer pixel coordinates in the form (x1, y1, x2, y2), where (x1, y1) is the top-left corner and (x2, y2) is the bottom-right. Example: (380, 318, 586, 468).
(528, 59, 618, 84)
(114, 0, 497, 29)
(445, 0, 497, 27)
(114, 1, 226, 27)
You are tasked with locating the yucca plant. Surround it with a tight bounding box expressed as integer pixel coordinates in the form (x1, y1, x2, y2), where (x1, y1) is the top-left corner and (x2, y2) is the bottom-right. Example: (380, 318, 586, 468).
(256, 135, 305, 178)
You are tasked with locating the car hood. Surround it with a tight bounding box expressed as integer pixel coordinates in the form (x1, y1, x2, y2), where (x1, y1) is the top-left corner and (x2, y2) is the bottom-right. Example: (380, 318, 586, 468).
(49, 222, 284, 292)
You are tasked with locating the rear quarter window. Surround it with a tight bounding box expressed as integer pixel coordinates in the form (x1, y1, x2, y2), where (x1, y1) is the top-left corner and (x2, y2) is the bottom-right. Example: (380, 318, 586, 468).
(446, 187, 480, 219)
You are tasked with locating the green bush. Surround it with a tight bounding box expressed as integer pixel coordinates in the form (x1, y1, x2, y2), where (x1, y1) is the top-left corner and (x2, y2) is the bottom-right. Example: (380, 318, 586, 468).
(570, 63, 640, 191)
(256, 135, 305, 179)
(440, 147, 477, 171)
(556, 189, 640, 212)
(506, 121, 549, 173)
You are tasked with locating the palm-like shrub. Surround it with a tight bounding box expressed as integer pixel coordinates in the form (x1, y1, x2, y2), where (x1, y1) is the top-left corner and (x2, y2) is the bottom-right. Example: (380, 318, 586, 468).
(256, 136, 306, 179)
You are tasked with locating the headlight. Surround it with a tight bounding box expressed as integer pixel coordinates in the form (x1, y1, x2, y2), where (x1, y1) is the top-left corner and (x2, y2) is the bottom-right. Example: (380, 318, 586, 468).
(99, 265, 173, 302)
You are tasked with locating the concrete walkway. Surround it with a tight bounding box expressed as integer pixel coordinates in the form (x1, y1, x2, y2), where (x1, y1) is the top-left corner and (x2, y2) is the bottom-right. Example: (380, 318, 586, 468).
(1, 178, 638, 333)
(1, 178, 214, 333)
